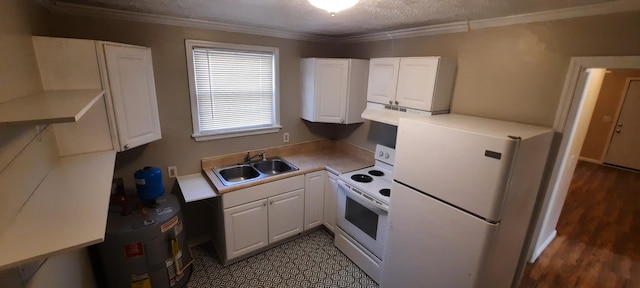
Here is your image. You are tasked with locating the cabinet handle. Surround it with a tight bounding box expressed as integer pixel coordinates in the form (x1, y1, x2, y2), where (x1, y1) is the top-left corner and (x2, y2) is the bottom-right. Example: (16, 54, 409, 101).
(263, 202, 267, 207)
(389, 100, 393, 105)
(394, 100, 399, 105)
(269, 200, 273, 205)
(341, 119, 345, 124)
(124, 144, 129, 150)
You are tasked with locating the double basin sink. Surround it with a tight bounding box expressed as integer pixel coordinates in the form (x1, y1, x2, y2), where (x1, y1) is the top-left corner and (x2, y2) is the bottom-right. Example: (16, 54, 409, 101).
(213, 157, 299, 186)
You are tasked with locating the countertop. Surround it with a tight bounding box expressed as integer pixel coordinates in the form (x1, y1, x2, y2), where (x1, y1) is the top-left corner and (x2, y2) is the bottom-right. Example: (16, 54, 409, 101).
(200, 140, 374, 196)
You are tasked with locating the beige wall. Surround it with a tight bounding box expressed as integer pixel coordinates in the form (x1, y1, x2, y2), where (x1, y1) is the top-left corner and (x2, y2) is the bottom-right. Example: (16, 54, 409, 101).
(339, 11, 640, 150)
(41, 15, 342, 193)
(581, 69, 640, 160)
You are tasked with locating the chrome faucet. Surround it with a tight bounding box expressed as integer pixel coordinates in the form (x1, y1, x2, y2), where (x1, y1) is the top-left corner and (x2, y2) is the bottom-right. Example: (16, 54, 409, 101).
(244, 151, 266, 163)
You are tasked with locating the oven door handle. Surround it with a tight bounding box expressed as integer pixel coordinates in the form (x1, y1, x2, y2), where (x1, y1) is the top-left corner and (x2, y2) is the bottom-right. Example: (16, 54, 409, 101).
(338, 180, 389, 213)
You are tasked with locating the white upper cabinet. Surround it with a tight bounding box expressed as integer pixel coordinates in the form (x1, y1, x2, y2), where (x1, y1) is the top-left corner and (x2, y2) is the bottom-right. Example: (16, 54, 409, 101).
(366, 57, 400, 105)
(366, 56, 456, 112)
(301, 58, 369, 124)
(32, 36, 162, 153)
(102, 44, 162, 151)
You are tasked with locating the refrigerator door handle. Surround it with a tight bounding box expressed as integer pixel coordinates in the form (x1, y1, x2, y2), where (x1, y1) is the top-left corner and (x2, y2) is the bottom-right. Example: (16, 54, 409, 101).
(337, 180, 389, 213)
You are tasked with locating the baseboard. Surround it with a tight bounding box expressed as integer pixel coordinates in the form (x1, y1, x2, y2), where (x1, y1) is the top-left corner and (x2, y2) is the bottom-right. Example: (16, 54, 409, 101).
(529, 230, 557, 263)
(578, 156, 602, 164)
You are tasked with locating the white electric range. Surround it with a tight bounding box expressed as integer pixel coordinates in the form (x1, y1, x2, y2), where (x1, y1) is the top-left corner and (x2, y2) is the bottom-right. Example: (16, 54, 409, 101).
(335, 144, 395, 283)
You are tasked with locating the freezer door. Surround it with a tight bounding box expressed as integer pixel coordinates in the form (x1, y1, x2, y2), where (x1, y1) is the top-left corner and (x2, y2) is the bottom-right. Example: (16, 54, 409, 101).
(394, 119, 518, 221)
(381, 183, 498, 288)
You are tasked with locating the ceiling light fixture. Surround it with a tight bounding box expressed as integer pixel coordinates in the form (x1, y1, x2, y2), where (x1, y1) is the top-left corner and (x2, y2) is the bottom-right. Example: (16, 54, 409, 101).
(308, 0, 360, 15)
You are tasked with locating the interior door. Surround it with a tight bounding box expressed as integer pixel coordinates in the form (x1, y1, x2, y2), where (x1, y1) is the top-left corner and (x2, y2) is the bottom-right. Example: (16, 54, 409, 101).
(604, 80, 640, 170)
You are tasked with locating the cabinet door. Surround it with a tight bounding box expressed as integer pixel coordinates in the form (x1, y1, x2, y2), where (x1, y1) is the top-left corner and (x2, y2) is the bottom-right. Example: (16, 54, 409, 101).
(323, 171, 339, 232)
(223, 199, 269, 259)
(395, 57, 439, 110)
(304, 171, 326, 230)
(268, 189, 304, 243)
(367, 58, 400, 105)
(314, 59, 348, 123)
(103, 44, 162, 151)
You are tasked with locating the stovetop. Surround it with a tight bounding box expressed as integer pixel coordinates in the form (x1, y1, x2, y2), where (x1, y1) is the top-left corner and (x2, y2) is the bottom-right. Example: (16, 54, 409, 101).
(339, 145, 396, 205)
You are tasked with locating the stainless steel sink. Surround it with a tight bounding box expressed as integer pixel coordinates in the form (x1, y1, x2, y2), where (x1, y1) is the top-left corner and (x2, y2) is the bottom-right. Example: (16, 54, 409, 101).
(216, 165, 260, 183)
(213, 157, 299, 186)
(253, 158, 295, 175)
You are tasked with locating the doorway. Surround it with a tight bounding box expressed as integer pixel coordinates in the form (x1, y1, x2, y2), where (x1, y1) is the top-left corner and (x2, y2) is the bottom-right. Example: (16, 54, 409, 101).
(527, 56, 640, 264)
(602, 78, 640, 170)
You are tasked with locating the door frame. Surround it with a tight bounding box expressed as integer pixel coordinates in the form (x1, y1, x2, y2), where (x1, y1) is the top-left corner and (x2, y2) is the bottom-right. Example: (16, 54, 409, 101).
(528, 56, 640, 263)
(600, 77, 640, 162)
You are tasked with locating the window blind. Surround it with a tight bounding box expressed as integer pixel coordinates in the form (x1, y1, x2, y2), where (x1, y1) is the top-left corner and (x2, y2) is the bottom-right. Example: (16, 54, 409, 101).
(192, 47, 275, 134)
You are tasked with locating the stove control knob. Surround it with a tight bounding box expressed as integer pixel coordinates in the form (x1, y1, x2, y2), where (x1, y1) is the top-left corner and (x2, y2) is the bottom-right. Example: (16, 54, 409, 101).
(378, 151, 384, 157)
(384, 153, 390, 159)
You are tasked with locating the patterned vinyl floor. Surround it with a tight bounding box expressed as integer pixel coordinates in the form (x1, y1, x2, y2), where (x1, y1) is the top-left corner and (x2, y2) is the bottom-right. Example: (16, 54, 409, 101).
(186, 229, 378, 288)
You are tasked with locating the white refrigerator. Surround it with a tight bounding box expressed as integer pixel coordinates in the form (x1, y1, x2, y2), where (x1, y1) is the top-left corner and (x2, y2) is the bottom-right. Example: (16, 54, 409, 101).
(381, 114, 553, 288)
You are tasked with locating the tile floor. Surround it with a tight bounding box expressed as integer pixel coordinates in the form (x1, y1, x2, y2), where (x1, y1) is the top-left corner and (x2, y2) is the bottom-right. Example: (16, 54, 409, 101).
(186, 229, 378, 288)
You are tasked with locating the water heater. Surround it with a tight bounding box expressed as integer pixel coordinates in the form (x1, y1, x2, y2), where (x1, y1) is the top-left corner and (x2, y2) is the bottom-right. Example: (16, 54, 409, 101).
(96, 195, 192, 288)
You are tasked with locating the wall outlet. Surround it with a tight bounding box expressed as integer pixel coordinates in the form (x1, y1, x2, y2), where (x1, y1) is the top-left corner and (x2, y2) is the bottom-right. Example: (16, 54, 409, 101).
(168, 166, 177, 178)
(283, 132, 290, 143)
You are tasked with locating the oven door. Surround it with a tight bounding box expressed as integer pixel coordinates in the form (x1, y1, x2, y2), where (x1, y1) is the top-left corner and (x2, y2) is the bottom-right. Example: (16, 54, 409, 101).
(336, 179, 388, 259)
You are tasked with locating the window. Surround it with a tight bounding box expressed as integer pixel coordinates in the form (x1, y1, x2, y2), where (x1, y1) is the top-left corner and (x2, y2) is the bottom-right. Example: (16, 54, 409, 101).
(185, 40, 280, 141)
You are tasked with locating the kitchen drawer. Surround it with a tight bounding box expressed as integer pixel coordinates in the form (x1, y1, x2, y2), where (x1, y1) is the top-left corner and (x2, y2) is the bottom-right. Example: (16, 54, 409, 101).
(222, 175, 304, 209)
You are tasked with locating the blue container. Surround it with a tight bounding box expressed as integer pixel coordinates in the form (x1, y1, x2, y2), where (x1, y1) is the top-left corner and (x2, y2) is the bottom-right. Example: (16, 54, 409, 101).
(134, 167, 164, 201)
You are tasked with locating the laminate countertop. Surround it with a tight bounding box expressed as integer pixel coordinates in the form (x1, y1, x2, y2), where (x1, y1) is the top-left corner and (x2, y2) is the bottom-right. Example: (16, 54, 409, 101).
(200, 140, 374, 196)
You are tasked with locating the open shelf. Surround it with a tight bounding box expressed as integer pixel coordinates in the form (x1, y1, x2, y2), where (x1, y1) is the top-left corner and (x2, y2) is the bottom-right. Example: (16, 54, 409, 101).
(0, 89, 104, 125)
(0, 150, 116, 270)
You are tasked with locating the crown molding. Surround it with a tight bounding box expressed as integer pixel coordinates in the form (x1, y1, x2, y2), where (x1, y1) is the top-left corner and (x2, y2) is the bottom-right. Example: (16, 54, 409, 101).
(468, 0, 640, 30)
(37, 0, 336, 42)
(38, 0, 640, 44)
(337, 22, 469, 43)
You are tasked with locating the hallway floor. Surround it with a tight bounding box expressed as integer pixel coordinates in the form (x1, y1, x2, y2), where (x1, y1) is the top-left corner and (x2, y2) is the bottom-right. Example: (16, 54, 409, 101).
(520, 161, 640, 288)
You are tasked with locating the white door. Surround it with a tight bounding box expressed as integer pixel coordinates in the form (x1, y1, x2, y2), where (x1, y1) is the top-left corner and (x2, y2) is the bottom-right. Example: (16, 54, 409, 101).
(604, 79, 640, 170)
(367, 58, 400, 105)
(223, 199, 269, 259)
(323, 172, 338, 232)
(268, 189, 304, 243)
(304, 171, 325, 230)
(395, 57, 439, 110)
(103, 44, 161, 151)
(314, 59, 348, 123)
(382, 183, 498, 288)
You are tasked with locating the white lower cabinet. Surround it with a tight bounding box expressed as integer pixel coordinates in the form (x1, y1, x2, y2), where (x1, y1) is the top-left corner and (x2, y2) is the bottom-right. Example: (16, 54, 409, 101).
(323, 171, 338, 232)
(223, 199, 269, 260)
(304, 171, 326, 230)
(219, 175, 305, 262)
(269, 189, 305, 242)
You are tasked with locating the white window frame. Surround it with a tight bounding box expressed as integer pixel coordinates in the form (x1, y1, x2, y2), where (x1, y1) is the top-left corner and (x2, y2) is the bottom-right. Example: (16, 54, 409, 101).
(185, 39, 281, 141)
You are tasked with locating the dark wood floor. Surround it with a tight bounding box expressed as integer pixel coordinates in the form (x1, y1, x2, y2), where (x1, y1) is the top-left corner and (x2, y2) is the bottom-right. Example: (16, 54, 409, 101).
(520, 161, 640, 288)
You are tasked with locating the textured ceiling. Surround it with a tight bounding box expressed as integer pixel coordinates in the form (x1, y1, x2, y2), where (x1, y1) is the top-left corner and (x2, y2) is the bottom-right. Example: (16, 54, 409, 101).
(55, 0, 620, 37)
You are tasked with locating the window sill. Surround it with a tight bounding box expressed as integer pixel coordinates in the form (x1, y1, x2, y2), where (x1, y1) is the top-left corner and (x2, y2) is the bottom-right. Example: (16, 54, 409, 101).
(193, 125, 282, 141)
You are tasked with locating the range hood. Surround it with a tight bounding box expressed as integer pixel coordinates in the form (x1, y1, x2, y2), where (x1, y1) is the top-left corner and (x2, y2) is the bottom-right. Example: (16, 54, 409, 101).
(361, 102, 448, 126)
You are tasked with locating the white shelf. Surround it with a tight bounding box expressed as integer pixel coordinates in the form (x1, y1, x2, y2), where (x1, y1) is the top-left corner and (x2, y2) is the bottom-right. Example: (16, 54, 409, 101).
(0, 89, 104, 125)
(0, 150, 116, 270)
(177, 173, 218, 202)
